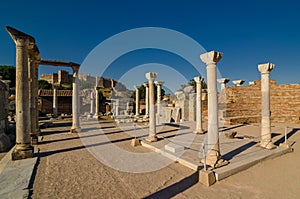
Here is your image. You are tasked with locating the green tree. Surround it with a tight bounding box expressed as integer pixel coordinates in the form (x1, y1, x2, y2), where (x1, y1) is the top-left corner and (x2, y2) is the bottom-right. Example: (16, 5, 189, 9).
(0, 65, 16, 87)
(132, 84, 165, 101)
(38, 80, 52, 89)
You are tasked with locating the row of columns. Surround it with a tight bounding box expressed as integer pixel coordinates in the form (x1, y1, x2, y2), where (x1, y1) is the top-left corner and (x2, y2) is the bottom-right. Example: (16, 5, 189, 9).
(7, 26, 81, 160)
(134, 81, 164, 118)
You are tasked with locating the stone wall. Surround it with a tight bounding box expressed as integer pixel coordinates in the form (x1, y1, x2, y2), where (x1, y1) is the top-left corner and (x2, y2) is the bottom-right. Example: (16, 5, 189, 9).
(222, 80, 300, 124)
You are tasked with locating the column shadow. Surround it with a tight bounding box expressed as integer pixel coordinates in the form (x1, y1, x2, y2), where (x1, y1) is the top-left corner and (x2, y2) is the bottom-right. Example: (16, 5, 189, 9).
(143, 171, 199, 199)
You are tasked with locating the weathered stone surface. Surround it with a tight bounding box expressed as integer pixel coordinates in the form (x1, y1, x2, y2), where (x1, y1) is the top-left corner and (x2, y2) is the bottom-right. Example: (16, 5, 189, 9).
(199, 170, 216, 186)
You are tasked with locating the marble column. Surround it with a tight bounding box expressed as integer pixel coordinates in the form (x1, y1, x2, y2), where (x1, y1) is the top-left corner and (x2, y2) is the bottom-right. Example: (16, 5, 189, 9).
(71, 65, 80, 133)
(217, 78, 230, 90)
(232, 80, 245, 86)
(53, 85, 58, 117)
(90, 91, 94, 115)
(9, 36, 33, 160)
(34, 62, 40, 137)
(115, 99, 119, 116)
(194, 76, 204, 134)
(143, 83, 149, 117)
(134, 86, 140, 116)
(28, 57, 39, 144)
(258, 63, 275, 149)
(146, 72, 157, 142)
(94, 77, 99, 118)
(155, 81, 164, 118)
(200, 51, 227, 168)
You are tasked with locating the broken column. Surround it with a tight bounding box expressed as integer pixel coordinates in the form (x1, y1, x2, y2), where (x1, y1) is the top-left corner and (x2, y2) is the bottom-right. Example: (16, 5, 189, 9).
(155, 81, 164, 120)
(71, 65, 80, 133)
(146, 72, 157, 142)
(143, 83, 149, 117)
(200, 51, 227, 168)
(7, 27, 34, 160)
(258, 63, 276, 149)
(232, 80, 245, 86)
(134, 85, 140, 116)
(53, 85, 58, 117)
(194, 76, 204, 134)
(217, 78, 230, 90)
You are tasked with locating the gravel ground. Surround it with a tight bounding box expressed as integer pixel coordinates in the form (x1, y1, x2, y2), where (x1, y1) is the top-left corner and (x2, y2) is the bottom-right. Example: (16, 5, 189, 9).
(32, 119, 300, 199)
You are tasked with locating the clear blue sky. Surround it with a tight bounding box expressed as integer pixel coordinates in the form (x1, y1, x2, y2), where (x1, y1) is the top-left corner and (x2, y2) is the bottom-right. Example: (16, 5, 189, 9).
(0, 0, 299, 90)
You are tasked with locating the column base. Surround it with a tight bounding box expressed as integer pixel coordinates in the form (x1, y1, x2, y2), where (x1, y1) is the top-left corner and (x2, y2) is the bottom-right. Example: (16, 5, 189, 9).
(143, 115, 149, 119)
(31, 135, 39, 145)
(12, 144, 34, 161)
(194, 129, 205, 134)
(70, 127, 81, 133)
(146, 135, 158, 142)
(260, 140, 276, 150)
(201, 150, 228, 169)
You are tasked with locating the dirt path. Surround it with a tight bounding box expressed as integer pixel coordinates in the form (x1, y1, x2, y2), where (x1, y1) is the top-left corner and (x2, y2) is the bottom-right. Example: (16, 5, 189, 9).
(32, 120, 300, 199)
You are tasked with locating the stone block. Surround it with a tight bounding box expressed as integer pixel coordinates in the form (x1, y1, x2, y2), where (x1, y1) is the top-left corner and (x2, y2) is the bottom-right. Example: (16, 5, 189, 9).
(131, 138, 141, 147)
(199, 169, 216, 186)
(11, 147, 34, 161)
(165, 143, 185, 153)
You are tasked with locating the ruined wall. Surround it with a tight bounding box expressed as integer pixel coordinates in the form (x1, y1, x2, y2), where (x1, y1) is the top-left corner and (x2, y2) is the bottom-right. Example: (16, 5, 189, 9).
(222, 80, 300, 124)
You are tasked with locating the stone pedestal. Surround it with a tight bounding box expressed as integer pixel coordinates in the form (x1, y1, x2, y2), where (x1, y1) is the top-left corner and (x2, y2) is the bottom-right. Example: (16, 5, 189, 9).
(134, 86, 140, 116)
(7, 29, 34, 160)
(232, 80, 245, 86)
(200, 51, 227, 168)
(71, 65, 80, 133)
(145, 72, 157, 142)
(199, 170, 216, 186)
(258, 63, 276, 149)
(194, 76, 204, 134)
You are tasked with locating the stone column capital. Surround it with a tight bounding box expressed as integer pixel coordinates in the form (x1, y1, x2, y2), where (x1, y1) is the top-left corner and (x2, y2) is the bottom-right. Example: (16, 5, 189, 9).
(217, 78, 230, 84)
(258, 63, 275, 74)
(194, 76, 204, 84)
(200, 51, 223, 66)
(134, 85, 140, 90)
(143, 83, 149, 87)
(154, 81, 164, 86)
(72, 65, 80, 76)
(232, 80, 245, 86)
(145, 72, 157, 82)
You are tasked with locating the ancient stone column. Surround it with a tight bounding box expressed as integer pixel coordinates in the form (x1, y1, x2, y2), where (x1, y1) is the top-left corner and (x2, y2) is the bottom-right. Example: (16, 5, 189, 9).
(200, 51, 227, 168)
(28, 57, 39, 144)
(53, 85, 58, 117)
(90, 91, 94, 115)
(34, 62, 40, 137)
(232, 80, 245, 86)
(194, 76, 204, 134)
(115, 99, 119, 116)
(258, 63, 276, 149)
(9, 36, 33, 160)
(146, 72, 157, 142)
(143, 83, 149, 117)
(134, 86, 140, 116)
(217, 78, 230, 90)
(155, 81, 164, 117)
(71, 65, 80, 133)
(94, 77, 99, 118)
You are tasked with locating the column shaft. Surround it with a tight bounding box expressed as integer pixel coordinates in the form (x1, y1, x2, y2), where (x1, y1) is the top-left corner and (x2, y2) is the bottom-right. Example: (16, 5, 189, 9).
(12, 38, 33, 160)
(146, 72, 157, 142)
(194, 77, 204, 134)
(71, 69, 80, 133)
(53, 86, 58, 116)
